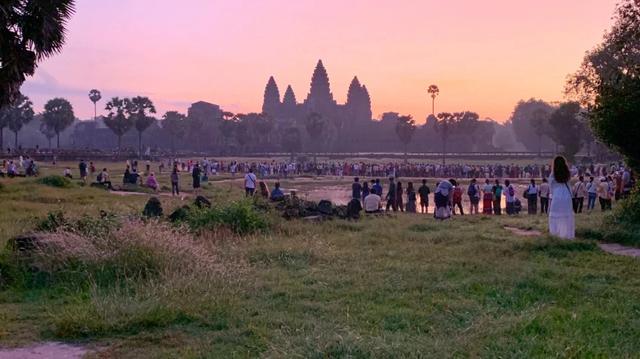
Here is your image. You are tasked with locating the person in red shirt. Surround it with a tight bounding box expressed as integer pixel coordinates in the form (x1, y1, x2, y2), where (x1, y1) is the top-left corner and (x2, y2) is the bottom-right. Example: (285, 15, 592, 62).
(451, 179, 464, 215)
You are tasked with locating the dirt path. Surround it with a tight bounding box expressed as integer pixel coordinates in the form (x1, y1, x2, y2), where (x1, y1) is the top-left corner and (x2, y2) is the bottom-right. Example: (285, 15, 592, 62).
(503, 226, 542, 237)
(109, 190, 191, 200)
(0, 342, 87, 359)
(598, 243, 640, 257)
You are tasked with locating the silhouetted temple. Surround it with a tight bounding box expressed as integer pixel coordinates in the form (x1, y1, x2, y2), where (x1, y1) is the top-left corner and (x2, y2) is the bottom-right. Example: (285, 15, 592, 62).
(261, 60, 372, 148)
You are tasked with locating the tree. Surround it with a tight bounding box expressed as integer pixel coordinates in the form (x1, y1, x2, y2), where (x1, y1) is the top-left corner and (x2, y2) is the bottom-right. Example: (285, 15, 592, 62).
(42, 98, 74, 148)
(510, 99, 555, 152)
(234, 115, 251, 153)
(436, 112, 457, 165)
(305, 112, 325, 163)
(5, 95, 34, 149)
(104, 97, 133, 151)
(428, 85, 439, 116)
(567, 0, 640, 171)
(39, 120, 56, 149)
(162, 111, 187, 152)
(281, 127, 302, 161)
(219, 112, 237, 151)
(0, 0, 75, 107)
(88, 89, 102, 120)
(548, 102, 583, 161)
(530, 108, 551, 156)
(128, 96, 156, 157)
(0, 107, 8, 150)
(395, 115, 416, 163)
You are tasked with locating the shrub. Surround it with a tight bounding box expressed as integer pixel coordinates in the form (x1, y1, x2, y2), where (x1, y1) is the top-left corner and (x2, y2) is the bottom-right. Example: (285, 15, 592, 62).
(35, 211, 119, 238)
(142, 197, 163, 217)
(183, 200, 269, 235)
(600, 190, 640, 246)
(36, 175, 72, 188)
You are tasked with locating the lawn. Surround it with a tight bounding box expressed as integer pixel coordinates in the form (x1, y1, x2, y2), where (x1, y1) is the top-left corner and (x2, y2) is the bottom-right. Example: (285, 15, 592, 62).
(0, 165, 638, 358)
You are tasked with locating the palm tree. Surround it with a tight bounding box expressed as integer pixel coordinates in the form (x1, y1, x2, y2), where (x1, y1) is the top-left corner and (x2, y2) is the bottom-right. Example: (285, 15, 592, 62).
(128, 96, 156, 157)
(42, 98, 75, 148)
(305, 112, 325, 163)
(104, 97, 133, 151)
(395, 115, 416, 163)
(0, 0, 75, 107)
(39, 121, 56, 149)
(6, 95, 35, 149)
(427, 85, 440, 116)
(162, 111, 187, 152)
(436, 112, 457, 165)
(88, 89, 102, 120)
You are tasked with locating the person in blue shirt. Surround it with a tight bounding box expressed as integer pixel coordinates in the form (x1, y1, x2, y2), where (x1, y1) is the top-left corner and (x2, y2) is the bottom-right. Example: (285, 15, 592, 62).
(372, 178, 383, 196)
(270, 182, 285, 201)
(352, 177, 362, 200)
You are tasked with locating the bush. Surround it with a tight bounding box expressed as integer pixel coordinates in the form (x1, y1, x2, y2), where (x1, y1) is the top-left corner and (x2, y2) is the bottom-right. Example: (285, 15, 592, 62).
(35, 211, 119, 238)
(182, 200, 269, 235)
(142, 197, 163, 217)
(600, 190, 640, 246)
(36, 175, 73, 188)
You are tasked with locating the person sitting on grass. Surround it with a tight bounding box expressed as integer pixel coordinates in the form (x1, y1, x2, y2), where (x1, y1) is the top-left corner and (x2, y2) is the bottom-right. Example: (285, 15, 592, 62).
(146, 172, 159, 191)
(270, 182, 285, 201)
(97, 168, 113, 190)
(364, 191, 382, 213)
(63, 167, 73, 179)
(259, 181, 270, 199)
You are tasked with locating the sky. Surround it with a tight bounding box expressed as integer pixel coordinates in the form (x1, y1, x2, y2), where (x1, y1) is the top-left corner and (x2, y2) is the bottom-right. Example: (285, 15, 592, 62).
(22, 0, 618, 123)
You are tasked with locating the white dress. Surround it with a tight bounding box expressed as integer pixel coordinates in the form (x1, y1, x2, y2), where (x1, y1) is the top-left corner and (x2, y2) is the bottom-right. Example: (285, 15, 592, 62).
(548, 175, 575, 239)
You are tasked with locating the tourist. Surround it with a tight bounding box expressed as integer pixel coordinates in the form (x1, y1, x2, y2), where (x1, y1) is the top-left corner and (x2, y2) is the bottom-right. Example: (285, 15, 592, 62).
(539, 177, 550, 214)
(352, 177, 362, 200)
(434, 179, 453, 220)
(244, 168, 257, 196)
(492, 179, 503, 215)
(598, 177, 611, 211)
(98, 168, 113, 190)
(451, 180, 464, 215)
(504, 180, 516, 215)
(622, 167, 632, 199)
(270, 182, 285, 201)
(361, 181, 370, 205)
(396, 182, 405, 212)
(418, 179, 431, 214)
(385, 177, 397, 212)
(372, 178, 383, 196)
(79, 160, 88, 184)
(123, 165, 131, 184)
(63, 167, 73, 179)
(468, 178, 480, 215)
(89, 161, 96, 175)
(406, 182, 417, 213)
(171, 165, 180, 196)
(572, 175, 586, 213)
(259, 181, 270, 199)
(526, 179, 538, 215)
(364, 191, 382, 213)
(548, 156, 575, 239)
(192, 163, 202, 194)
(146, 172, 159, 191)
(482, 179, 493, 214)
(586, 176, 597, 211)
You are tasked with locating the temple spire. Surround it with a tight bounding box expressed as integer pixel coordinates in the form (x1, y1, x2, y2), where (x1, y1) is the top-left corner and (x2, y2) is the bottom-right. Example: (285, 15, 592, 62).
(283, 85, 297, 107)
(305, 59, 334, 108)
(346, 76, 362, 107)
(262, 76, 281, 115)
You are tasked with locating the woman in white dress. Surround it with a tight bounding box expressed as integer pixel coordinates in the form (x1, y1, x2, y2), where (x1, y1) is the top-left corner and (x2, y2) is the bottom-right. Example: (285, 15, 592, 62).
(548, 156, 575, 239)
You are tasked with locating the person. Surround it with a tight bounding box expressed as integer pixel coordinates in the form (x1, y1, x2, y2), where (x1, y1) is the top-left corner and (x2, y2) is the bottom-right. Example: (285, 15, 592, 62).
(123, 165, 131, 184)
(244, 168, 257, 196)
(434, 179, 453, 220)
(597, 177, 611, 211)
(418, 179, 431, 214)
(98, 168, 113, 190)
(146, 172, 159, 191)
(622, 167, 632, 199)
(394, 182, 403, 211)
(171, 165, 180, 196)
(385, 177, 397, 212)
(548, 156, 575, 239)
(364, 191, 382, 213)
(482, 179, 493, 214)
(504, 179, 516, 215)
(468, 178, 480, 215)
(526, 179, 538, 215)
(89, 161, 96, 175)
(79, 160, 88, 184)
(586, 176, 597, 211)
(372, 179, 383, 197)
(451, 180, 464, 215)
(406, 182, 417, 213)
(492, 179, 503, 215)
(361, 181, 370, 205)
(572, 175, 586, 213)
(258, 181, 270, 199)
(192, 163, 201, 194)
(63, 167, 73, 179)
(270, 182, 285, 201)
(539, 177, 550, 214)
(352, 177, 362, 200)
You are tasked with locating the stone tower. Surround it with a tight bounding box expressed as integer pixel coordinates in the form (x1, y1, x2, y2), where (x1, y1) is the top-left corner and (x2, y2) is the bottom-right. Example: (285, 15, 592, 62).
(304, 60, 336, 111)
(262, 76, 281, 116)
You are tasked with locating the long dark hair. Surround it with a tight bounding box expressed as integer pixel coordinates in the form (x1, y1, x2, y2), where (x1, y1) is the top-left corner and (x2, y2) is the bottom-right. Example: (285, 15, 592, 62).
(552, 156, 570, 183)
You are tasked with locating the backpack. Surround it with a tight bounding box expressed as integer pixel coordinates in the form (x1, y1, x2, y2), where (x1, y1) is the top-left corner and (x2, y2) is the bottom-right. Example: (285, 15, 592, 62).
(467, 184, 478, 198)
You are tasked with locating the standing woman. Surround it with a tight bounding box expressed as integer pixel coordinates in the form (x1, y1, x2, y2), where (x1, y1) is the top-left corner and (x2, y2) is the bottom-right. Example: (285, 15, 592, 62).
(396, 182, 405, 212)
(406, 182, 417, 213)
(482, 179, 493, 214)
(526, 179, 538, 214)
(548, 156, 575, 239)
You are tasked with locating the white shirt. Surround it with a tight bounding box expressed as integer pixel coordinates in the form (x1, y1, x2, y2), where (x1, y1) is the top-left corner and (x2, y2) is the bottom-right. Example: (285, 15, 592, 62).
(364, 193, 381, 212)
(244, 173, 257, 189)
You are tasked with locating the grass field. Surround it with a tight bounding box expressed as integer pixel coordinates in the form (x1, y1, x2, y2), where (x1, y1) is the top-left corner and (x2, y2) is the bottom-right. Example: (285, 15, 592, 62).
(0, 162, 638, 358)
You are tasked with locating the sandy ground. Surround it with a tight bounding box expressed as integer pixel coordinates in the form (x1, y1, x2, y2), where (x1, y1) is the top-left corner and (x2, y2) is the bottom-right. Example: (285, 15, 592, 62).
(0, 342, 87, 359)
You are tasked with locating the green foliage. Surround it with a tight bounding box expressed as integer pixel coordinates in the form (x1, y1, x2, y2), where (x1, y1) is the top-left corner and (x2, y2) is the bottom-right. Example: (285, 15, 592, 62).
(142, 197, 163, 217)
(42, 98, 75, 144)
(36, 175, 73, 188)
(548, 102, 583, 161)
(182, 200, 269, 235)
(35, 211, 119, 237)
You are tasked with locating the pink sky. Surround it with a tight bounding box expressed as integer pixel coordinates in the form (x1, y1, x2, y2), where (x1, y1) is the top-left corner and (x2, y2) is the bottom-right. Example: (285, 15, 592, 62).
(22, 0, 617, 123)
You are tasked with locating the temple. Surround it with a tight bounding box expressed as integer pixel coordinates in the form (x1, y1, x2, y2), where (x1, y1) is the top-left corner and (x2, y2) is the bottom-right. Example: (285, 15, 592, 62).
(261, 60, 373, 148)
